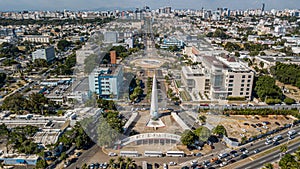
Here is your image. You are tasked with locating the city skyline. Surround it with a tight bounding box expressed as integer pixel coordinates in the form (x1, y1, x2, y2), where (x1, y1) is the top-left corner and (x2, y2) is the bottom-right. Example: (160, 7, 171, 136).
(0, 0, 300, 11)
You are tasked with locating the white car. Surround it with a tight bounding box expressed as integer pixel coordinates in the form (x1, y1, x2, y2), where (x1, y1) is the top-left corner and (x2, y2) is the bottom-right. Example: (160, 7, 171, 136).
(169, 162, 177, 166)
(108, 152, 117, 156)
(220, 161, 228, 167)
(191, 160, 198, 165)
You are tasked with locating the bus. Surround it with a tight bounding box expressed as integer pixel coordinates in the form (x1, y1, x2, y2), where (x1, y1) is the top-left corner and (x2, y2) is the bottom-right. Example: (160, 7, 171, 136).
(144, 151, 163, 157)
(120, 151, 139, 157)
(166, 151, 185, 157)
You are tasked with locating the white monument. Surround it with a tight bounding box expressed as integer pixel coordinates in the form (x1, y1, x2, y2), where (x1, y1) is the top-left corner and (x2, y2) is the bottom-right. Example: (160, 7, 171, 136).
(147, 74, 165, 128)
(150, 74, 159, 120)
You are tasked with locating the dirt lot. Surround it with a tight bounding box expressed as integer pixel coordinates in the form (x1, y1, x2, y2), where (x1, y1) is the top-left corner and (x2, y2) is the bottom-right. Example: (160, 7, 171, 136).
(207, 114, 295, 141)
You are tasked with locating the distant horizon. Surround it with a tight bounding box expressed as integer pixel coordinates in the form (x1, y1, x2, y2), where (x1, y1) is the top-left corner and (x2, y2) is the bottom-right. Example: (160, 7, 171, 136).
(0, 0, 299, 12)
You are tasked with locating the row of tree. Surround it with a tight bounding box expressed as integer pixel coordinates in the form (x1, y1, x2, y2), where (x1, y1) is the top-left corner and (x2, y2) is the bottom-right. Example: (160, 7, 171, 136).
(223, 108, 300, 119)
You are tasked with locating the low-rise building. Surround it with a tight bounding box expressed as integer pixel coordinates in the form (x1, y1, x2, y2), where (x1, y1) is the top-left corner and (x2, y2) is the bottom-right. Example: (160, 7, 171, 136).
(23, 35, 50, 43)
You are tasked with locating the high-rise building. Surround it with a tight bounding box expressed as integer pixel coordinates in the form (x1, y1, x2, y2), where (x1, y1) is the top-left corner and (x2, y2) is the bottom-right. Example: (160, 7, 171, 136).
(88, 64, 123, 99)
(32, 46, 55, 62)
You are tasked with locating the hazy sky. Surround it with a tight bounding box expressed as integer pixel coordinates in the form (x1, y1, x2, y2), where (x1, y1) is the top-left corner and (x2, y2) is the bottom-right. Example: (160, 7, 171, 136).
(0, 0, 299, 11)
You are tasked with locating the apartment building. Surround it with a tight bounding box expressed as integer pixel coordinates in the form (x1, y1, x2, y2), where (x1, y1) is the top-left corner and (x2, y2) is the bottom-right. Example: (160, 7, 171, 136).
(88, 64, 123, 99)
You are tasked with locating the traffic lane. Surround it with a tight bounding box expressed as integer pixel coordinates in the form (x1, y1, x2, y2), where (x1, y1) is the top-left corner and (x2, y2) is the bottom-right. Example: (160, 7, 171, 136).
(208, 130, 300, 168)
(237, 125, 300, 154)
(219, 136, 300, 169)
(67, 144, 100, 169)
(236, 142, 300, 169)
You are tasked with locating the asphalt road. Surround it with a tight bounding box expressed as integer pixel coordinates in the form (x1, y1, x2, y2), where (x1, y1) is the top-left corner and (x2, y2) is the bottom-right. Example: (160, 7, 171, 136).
(179, 125, 300, 169)
(237, 141, 300, 169)
(67, 144, 100, 169)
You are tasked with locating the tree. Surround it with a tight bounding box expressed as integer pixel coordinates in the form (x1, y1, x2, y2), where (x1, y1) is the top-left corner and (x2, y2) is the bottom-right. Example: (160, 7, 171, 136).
(263, 163, 273, 169)
(259, 61, 265, 68)
(60, 152, 67, 160)
(280, 145, 288, 153)
(198, 115, 207, 124)
(254, 76, 283, 102)
(109, 158, 115, 168)
(284, 97, 296, 105)
(0, 72, 6, 87)
(81, 163, 88, 169)
(35, 159, 47, 169)
(270, 62, 300, 88)
(180, 130, 196, 145)
(279, 154, 299, 169)
(194, 126, 211, 142)
(212, 125, 227, 137)
(57, 39, 72, 51)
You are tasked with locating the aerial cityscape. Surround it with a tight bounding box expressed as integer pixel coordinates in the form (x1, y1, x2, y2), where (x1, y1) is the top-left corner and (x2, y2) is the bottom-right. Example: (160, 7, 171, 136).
(0, 1, 299, 169)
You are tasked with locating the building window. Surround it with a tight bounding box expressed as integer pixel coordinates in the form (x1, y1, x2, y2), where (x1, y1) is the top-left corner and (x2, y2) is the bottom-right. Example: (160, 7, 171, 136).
(246, 88, 250, 91)
(229, 75, 234, 78)
(228, 84, 233, 87)
(228, 88, 233, 91)
(242, 75, 245, 78)
(228, 92, 232, 95)
(241, 84, 244, 87)
(247, 84, 250, 87)
(246, 92, 249, 95)
(241, 80, 245, 83)
(240, 92, 243, 95)
(229, 79, 234, 83)
(247, 80, 251, 82)
(248, 75, 252, 78)
(240, 88, 244, 91)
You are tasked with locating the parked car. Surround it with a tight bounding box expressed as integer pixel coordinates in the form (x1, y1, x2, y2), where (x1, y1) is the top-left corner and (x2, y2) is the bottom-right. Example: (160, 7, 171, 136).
(169, 162, 177, 166)
(108, 152, 117, 156)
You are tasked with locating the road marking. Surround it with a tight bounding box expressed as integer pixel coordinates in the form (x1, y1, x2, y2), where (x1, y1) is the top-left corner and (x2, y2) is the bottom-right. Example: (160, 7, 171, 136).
(259, 160, 266, 164)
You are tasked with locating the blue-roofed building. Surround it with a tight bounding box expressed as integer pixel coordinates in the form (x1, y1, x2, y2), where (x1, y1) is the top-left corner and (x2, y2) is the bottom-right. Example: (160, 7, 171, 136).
(160, 37, 184, 49)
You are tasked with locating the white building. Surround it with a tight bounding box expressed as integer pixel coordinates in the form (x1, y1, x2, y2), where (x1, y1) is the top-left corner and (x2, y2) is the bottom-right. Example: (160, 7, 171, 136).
(88, 64, 123, 99)
(76, 43, 101, 66)
(182, 55, 254, 101)
(104, 31, 118, 43)
(23, 35, 50, 43)
(32, 46, 55, 62)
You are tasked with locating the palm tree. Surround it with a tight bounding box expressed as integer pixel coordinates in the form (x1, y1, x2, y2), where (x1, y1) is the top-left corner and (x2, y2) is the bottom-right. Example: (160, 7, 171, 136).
(198, 115, 207, 125)
(294, 147, 300, 161)
(109, 158, 115, 168)
(125, 157, 135, 169)
(117, 156, 124, 168)
(280, 145, 288, 154)
(263, 163, 273, 169)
